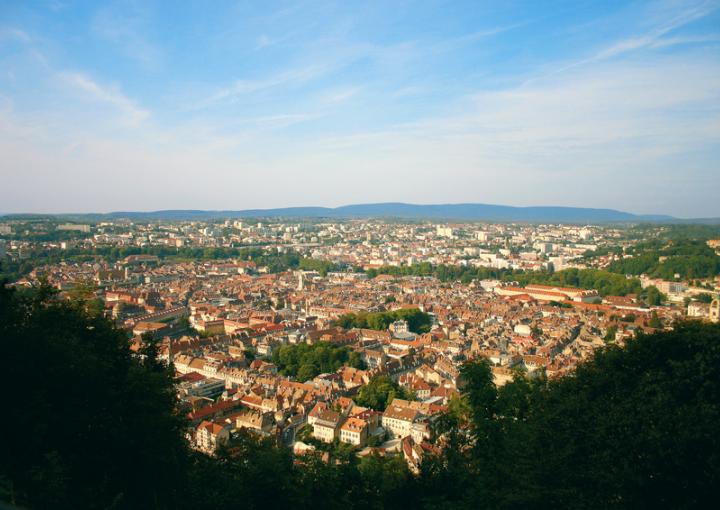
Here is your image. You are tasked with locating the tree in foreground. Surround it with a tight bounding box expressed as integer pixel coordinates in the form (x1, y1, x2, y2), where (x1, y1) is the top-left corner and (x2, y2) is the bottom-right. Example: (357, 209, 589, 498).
(449, 322, 720, 509)
(0, 284, 189, 509)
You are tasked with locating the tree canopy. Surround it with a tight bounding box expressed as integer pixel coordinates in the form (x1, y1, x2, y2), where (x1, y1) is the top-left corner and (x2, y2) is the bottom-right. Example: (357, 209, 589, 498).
(607, 239, 720, 279)
(0, 284, 189, 509)
(366, 263, 644, 296)
(336, 308, 432, 334)
(354, 375, 415, 411)
(271, 342, 363, 380)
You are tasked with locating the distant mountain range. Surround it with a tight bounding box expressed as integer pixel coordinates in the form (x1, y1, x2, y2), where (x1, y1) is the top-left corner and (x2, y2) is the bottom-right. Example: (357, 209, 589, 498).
(3, 202, 689, 223)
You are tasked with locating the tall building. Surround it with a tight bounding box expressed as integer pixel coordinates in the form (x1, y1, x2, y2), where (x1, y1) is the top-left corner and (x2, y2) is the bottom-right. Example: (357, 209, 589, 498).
(57, 224, 91, 233)
(436, 226, 454, 238)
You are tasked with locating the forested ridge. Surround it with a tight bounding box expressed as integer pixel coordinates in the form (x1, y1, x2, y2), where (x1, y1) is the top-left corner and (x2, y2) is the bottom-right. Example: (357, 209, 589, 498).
(1, 284, 718, 509)
(606, 239, 720, 279)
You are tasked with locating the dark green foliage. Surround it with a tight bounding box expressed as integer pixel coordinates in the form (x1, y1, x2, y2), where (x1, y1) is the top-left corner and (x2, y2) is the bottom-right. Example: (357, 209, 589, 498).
(0, 284, 189, 510)
(187, 431, 297, 509)
(648, 310, 662, 328)
(604, 324, 618, 342)
(549, 300, 573, 308)
(511, 267, 642, 296)
(356, 454, 416, 507)
(640, 284, 666, 305)
(367, 263, 642, 296)
(271, 342, 362, 380)
(607, 239, 720, 279)
(298, 257, 341, 276)
(447, 322, 720, 509)
(355, 375, 415, 411)
(295, 424, 314, 443)
(336, 308, 432, 333)
(694, 293, 715, 303)
(366, 262, 506, 283)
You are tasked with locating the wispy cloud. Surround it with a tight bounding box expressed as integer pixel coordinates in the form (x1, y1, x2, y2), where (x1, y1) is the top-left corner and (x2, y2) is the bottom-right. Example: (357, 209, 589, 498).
(547, 0, 718, 77)
(91, 5, 162, 67)
(250, 113, 323, 129)
(196, 65, 331, 109)
(255, 34, 275, 49)
(58, 72, 149, 125)
(0, 27, 31, 43)
(392, 86, 424, 98)
(309, 52, 720, 191)
(254, 32, 297, 50)
(648, 33, 720, 48)
(322, 86, 362, 104)
(430, 20, 532, 54)
(597, 4, 714, 58)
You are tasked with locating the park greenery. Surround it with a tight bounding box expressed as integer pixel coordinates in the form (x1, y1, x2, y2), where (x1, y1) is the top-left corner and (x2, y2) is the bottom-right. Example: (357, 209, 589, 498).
(1, 283, 719, 509)
(335, 308, 432, 334)
(354, 375, 416, 411)
(606, 239, 720, 280)
(367, 263, 644, 296)
(508, 267, 643, 296)
(271, 342, 364, 381)
(366, 262, 506, 283)
(694, 293, 716, 303)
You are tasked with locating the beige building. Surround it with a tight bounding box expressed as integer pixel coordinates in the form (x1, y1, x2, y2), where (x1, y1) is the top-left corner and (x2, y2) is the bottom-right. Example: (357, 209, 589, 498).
(194, 420, 230, 453)
(339, 417, 368, 446)
(382, 400, 420, 439)
(312, 409, 342, 443)
(235, 409, 274, 435)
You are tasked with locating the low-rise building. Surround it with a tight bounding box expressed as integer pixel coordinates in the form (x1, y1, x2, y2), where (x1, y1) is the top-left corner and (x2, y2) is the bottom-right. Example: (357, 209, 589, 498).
(339, 417, 368, 446)
(313, 409, 342, 443)
(382, 400, 420, 439)
(194, 420, 231, 453)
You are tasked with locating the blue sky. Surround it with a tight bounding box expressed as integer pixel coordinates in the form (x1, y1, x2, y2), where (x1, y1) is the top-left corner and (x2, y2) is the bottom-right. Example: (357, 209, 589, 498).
(1, 0, 719, 217)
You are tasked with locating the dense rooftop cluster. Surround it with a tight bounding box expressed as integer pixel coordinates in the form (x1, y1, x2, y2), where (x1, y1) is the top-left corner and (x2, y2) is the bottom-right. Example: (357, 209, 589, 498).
(1, 218, 719, 467)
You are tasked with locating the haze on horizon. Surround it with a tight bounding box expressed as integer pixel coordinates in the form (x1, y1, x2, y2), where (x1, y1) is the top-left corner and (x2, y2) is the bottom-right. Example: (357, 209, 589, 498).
(1, 0, 719, 218)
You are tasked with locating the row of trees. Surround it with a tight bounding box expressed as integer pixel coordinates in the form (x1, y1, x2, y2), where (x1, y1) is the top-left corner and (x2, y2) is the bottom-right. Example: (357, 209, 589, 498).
(366, 262, 508, 283)
(508, 267, 643, 296)
(366, 263, 644, 297)
(2, 284, 718, 509)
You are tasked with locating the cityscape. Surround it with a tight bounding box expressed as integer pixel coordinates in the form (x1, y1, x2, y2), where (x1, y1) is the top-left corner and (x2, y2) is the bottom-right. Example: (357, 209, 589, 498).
(2, 1, 720, 509)
(2, 216, 719, 454)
